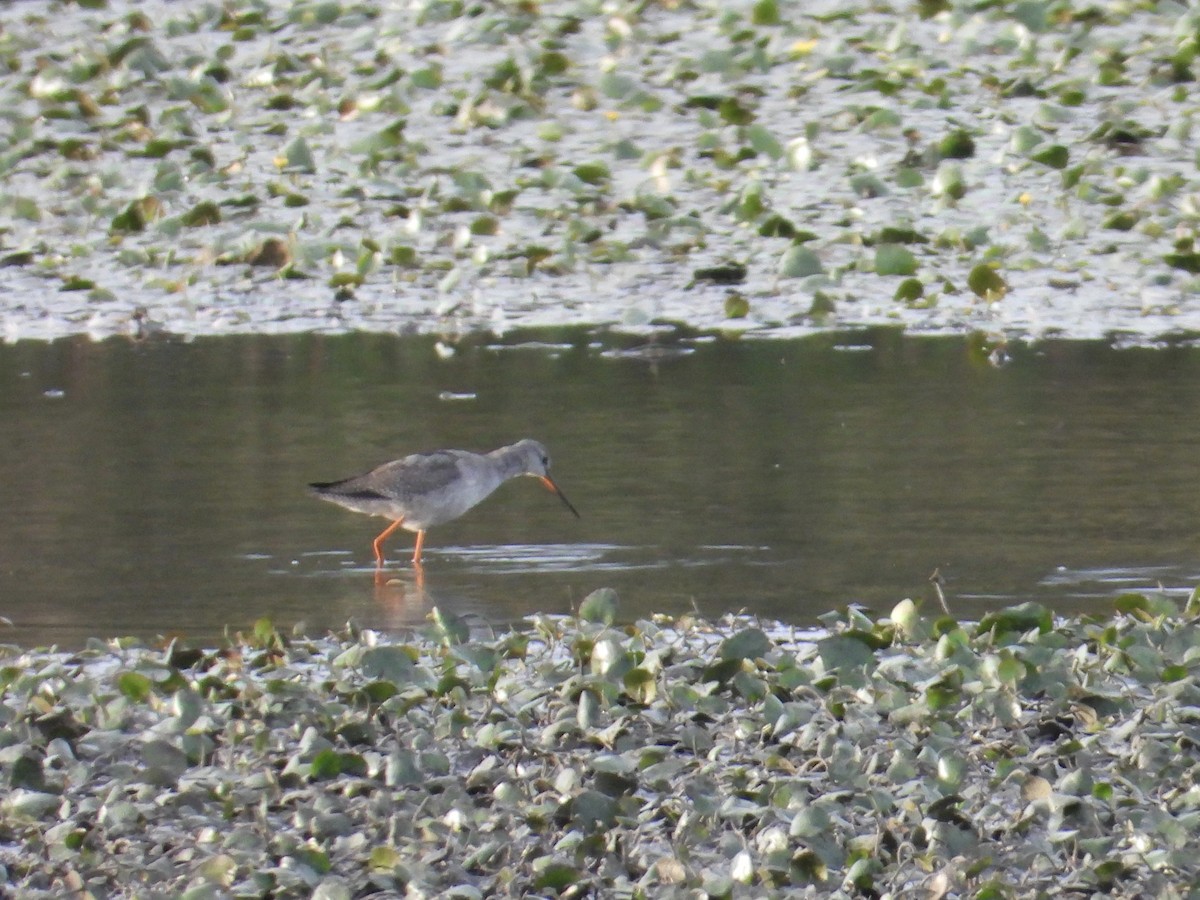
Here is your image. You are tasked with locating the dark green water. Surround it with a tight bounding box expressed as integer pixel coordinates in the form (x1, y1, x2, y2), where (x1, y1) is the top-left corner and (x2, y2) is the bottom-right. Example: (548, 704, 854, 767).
(2, 327, 1199, 647)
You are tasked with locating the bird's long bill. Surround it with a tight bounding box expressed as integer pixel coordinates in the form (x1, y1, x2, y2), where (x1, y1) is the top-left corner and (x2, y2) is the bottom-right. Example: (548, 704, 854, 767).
(539, 475, 581, 519)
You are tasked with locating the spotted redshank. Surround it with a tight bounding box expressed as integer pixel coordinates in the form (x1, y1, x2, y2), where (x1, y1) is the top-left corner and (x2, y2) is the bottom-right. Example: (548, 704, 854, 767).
(309, 439, 579, 567)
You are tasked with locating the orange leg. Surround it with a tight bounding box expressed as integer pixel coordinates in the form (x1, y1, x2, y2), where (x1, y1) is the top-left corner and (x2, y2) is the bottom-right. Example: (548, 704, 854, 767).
(372, 518, 406, 566)
(412, 530, 426, 565)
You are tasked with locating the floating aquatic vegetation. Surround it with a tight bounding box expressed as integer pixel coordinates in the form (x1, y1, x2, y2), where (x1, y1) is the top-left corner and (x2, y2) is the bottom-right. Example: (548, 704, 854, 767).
(874, 244, 918, 277)
(1, 0, 1199, 340)
(968, 262, 1010, 301)
(4, 592, 1200, 895)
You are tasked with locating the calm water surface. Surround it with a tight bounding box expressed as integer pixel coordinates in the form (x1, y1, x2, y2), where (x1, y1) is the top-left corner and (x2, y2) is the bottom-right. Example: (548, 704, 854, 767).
(3, 327, 1200, 647)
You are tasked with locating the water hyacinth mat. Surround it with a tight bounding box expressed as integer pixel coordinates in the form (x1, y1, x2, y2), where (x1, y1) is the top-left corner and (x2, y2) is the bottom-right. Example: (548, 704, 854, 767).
(2, 590, 1200, 899)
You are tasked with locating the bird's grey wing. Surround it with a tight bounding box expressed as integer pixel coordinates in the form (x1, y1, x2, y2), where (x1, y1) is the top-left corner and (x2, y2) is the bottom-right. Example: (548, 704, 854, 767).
(371, 450, 467, 501)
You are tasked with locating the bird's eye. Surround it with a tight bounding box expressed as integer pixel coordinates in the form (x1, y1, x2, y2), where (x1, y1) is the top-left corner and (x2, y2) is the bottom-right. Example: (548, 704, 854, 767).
(541, 455, 550, 466)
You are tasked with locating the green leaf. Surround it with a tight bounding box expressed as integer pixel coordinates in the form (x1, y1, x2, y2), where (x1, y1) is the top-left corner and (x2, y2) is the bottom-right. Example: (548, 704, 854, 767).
(390, 245, 418, 267)
(890, 598, 920, 637)
(809, 291, 836, 317)
(925, 680, 960, 710)
(1165, 252, 1200, 273)
(181, 201, 221, 227)
(875, 244, 917, 276)
(369, 846, 402, 870)
(875, 226, 928, 244)
(590, 637, 633, 678)
(452, 644, 498, 673)
(937, 129, 975, 159)
(360, 645, 417, 683)
(995, 654, 1024, 685)
(598, 71, 638, 100)
(141, 138, 186, 159)
(252, 617, 282, 648)
(579, 587, 619, 624)
(724, 293, 750, 318)
(966, 263, 1008, 300)
(778, 244, 823, 278)
(533, 860, 580, 891)
(283, 136, 316, 173)
(470, 215, 500, 235)
(1102, 210, 1139, 231)
(718, 97, 754, 126)
(732, 670, 767, 701)
(789, 804, 831, 838)
(10, 756, 45, 791)
(894, 278, 924, 303)
(932, 162, 966, 200)
(1011, 0, 1049, 31)
(730, 182, 766, 221)
(568, 789, 619, 831)
(5, 790, 61, 819)
(746, 124, 783, 159)
(310, 748, 342, 780)
(60, 276, 96, 292)
(336, 752, 367, 777)
(634, 194, 674, 220)
(142, 739, 188, 779)
(428, 606, 469, 645)
(751, 0, 781, 25)
(1185, 585, 1200, 617)
(1010, 125, 1044, 153)
(758, 214, 796, 238)
(623, 667, 657, 703)
(577, 687, 600, 728)
(1162, 664, 1188, 683)
(1031, 144, 1069, 169)
(110, 196, 162, 234)
(117, 671, 154, 702)
(1, 251, 35, 266)
(849, 173, 888, 197)
(1113, 592, 1177, 620)
(863, 108, 902, 130)
(936, 752, 966, 790)
(817, 634, 875, 672)
(573, 162, 610, 185)
(693, 262, 747, 284)
(292, 846, 331, 874)
(720, 627, 771, 661)
(976, 602, 1052, 637)
(538, 51, 570, 76)
(350, 120, 406, 155)
(362, 680, 398, 703)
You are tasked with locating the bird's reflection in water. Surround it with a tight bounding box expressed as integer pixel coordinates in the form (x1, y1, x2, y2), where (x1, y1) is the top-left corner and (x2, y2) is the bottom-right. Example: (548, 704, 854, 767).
(369, 568, 503, 641)
(371, 569, 432, 625)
